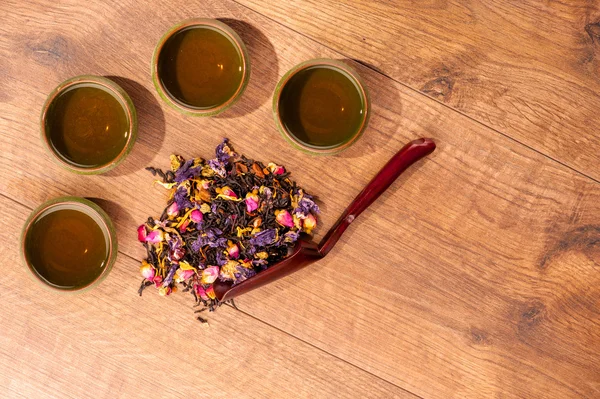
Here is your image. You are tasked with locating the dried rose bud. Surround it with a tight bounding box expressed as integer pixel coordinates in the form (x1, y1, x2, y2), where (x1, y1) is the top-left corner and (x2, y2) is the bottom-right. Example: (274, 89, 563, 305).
(245, 191, 259, 213)
(227, 242, 240, 259)
(216, 186, 238, 200)
(190, 209, 203, 224)
(146, 229, 164, 244)
(275, 209, 294, 228)
(303, 213, 317, 234)
(201, 266, 219, 284)
(167, 202, 179, 217)
(268, 162, 285, 175)
(137, 225, 147, 242)
(140, 261, 155, 280)
(152, 275, 163, 288)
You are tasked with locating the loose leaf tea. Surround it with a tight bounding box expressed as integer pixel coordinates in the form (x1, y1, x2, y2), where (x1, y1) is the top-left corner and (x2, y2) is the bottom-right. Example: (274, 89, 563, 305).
(137, 139, 320, 316)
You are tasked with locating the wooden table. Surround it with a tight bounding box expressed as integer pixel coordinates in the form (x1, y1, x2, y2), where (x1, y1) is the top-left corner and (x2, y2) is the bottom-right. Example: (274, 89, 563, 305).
(1, 1, 599, 398)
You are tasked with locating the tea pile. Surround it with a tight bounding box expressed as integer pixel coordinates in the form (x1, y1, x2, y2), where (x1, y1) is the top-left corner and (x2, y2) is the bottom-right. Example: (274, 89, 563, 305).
(137, 139, 319, 316)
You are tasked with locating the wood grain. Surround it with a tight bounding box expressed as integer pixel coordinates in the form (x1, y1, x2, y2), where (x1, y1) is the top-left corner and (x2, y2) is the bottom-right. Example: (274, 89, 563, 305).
(0, 194, 411, 399)
(235, 0, 600, 181)
(1, 0, 599, 398)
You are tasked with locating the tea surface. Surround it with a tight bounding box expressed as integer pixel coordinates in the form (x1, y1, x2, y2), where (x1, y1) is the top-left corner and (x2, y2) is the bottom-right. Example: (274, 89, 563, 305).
(278, 66, 365, 147)
(46, 84, 129, 168)
(157, 25, 244, 109)
(25, 208, 108, 289)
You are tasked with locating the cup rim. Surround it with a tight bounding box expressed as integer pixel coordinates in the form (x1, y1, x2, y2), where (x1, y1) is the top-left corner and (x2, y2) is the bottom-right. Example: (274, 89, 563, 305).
(272, 58, 371, 155)
(39, 75, 138, 175)
(20, 196, 119, 294)
(151, 18, 251, 117)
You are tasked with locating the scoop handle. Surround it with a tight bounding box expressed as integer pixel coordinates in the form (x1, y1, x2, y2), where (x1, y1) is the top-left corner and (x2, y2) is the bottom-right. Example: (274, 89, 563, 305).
(318, 138, 436, 257)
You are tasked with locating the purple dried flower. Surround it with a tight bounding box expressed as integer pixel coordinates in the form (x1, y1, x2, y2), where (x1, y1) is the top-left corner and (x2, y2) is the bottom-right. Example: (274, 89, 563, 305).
(163, 264, 178, 286)
(174, 159, 201, 183)
(208, 159, 226, 177)
(173, 187, 192, 210)
(234, 267, 257, 284)
(215, 138, 236, 163)
(205, 228, 223, 240)
(294, 196, 320, 218)
(249, 229, 277, 247)
(216, 251, 228, 266)
(282, 231, 299, 244)
(211, 202, 219, 214)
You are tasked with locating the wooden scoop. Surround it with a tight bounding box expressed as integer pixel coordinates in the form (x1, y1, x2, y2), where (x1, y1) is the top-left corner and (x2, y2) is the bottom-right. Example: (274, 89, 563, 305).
(214, 138, 436, 302)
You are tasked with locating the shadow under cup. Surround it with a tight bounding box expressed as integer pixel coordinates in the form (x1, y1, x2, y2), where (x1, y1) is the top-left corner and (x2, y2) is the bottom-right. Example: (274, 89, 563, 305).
(21, 197, 118, 292)
(273, 59, 370, 155)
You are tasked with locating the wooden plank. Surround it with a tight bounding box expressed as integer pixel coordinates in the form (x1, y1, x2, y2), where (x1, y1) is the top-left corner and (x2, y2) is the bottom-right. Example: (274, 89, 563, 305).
(0, 195, 412, 399)
(1, 0, 599, 398)
(234, 0, 600, 181)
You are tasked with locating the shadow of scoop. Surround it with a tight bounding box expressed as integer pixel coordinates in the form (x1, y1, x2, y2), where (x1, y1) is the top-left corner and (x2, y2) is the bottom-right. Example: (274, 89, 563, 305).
(216, 18, 279, 118)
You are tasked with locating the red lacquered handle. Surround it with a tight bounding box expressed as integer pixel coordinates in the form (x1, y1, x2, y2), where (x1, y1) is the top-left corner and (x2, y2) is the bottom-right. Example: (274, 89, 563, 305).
(318, 138, 436, 256)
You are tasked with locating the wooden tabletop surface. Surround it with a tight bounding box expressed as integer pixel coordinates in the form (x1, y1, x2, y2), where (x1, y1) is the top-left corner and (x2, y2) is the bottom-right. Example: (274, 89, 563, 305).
(1, 1, 599, 398)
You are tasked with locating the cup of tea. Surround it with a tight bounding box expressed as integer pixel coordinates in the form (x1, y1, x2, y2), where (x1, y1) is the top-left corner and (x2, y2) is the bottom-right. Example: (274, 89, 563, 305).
(273, 59, 370, 155)
(151, 18, 251, 116)
(21, 197, 118, 292)
(40, 75, 138, 174)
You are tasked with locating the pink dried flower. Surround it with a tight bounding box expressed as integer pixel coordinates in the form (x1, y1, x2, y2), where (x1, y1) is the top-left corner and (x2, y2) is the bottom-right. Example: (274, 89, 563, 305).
(146, 229, 164, 244)
(227, 242, 240, 259)
(140, 261, 155, 280)
(275, 209, 294, 228)
(245, 191, 259, 213)
(201, 266, 219, 284)
(137, 225, 147, 242)
(167, 202, 179, 217)
(268, 162, 285, 175)
(190, 209, 203, 224)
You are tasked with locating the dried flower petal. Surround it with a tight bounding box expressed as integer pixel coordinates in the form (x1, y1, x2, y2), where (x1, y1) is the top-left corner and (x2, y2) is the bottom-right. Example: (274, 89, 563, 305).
(268, 162, 285, 175)
(195, 284, 209, 301)
(245, 191, 260, 213)
(275, 209, 294, 228)
(206, 285, 216, 300)
(249, 229, 277, 247)
(201, 266, 219, 284)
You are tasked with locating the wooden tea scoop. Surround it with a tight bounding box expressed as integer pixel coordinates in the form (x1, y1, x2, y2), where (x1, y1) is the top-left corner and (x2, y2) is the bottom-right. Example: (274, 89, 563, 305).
(214, 138, 436, 301)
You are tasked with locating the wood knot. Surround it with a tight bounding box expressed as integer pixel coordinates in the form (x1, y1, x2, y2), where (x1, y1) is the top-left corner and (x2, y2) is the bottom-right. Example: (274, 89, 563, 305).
(420, 76, 454, 101)
(27, 35, 70, 66)
(585, 22, 600, 44)
(469, 327, 490, 346)
(516, 301, 546, 338)
(539, 225, 600, 270)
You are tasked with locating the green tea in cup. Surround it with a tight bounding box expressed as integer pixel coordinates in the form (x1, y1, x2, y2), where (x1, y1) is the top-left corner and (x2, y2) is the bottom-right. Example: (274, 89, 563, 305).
(152, 18, 250, 116)
(21, 197, 118, 292)
(273, 59, 370, 155)
(41, 75, 137, 174)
